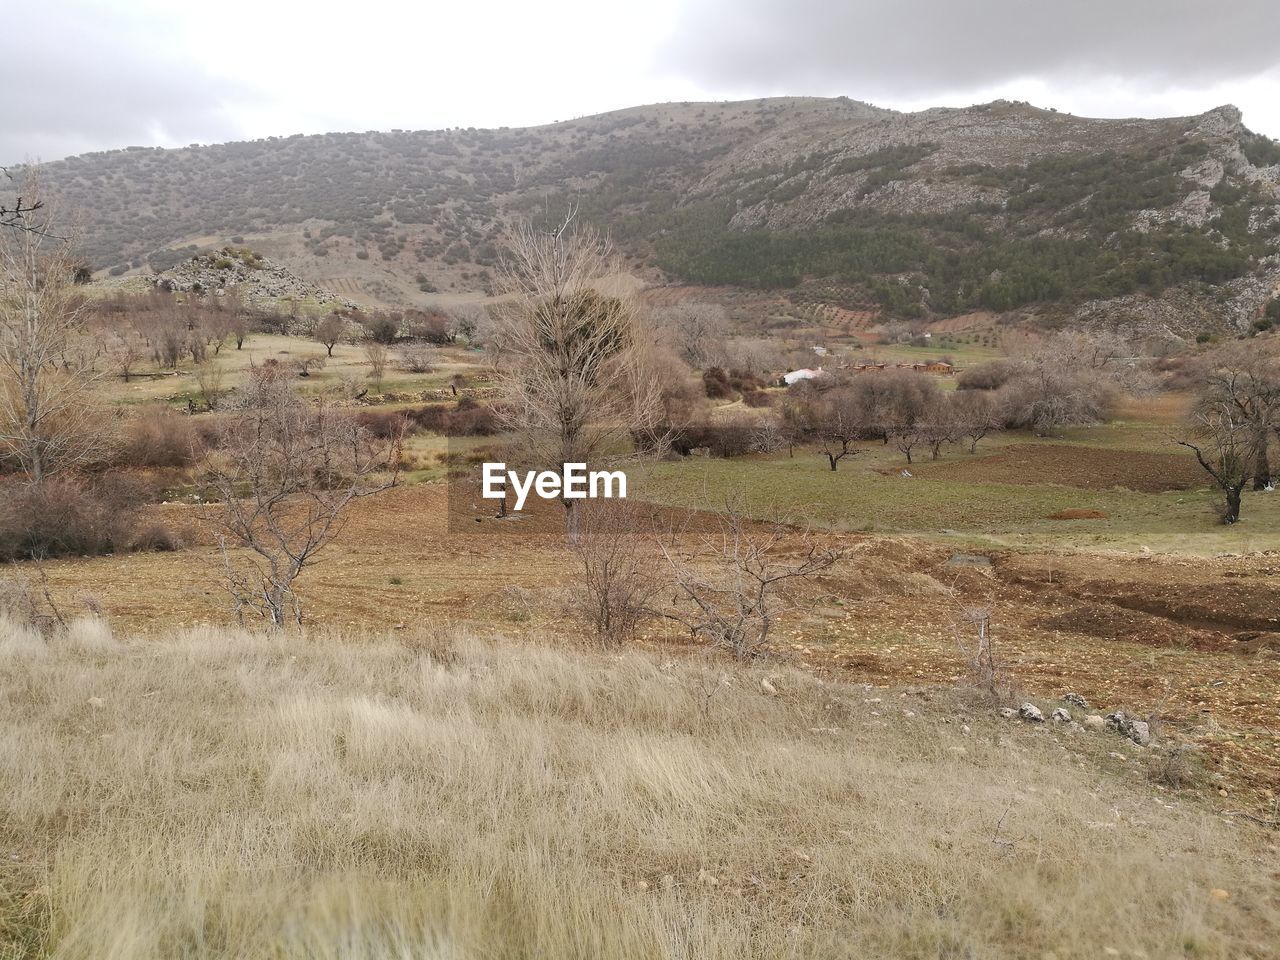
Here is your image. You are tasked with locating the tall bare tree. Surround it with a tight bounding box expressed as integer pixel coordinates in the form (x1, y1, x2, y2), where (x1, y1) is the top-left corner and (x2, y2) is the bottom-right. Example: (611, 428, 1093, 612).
(0, 175, 111, 485)
(490, 213, 663, 532)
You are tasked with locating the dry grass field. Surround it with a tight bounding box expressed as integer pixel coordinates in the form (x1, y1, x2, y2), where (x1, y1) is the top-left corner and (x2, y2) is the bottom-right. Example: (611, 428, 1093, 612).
(2, 617, 1277, 959)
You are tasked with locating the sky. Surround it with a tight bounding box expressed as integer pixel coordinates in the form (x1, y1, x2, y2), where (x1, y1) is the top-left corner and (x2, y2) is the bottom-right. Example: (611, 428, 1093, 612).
(3, 0, 1279, 165)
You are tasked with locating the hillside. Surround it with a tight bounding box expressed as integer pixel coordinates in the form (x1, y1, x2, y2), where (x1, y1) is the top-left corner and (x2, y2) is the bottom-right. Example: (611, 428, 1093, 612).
(21, 97, 1280, 333)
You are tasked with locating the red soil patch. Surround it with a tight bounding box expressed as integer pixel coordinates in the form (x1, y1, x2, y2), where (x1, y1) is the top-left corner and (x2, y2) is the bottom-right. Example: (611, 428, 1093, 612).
(1048, 508, 1109, 520)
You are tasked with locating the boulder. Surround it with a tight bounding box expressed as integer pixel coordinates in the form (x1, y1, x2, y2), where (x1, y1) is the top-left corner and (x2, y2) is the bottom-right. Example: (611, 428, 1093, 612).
(1019, 703, 1045, 723)
(1063, 693, 1088, 708)
(1050, 707, 1072, 723)
(1082, 714, 1106, 732)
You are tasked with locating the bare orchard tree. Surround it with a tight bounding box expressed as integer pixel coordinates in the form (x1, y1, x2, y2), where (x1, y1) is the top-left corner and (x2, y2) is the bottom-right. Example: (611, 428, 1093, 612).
(202, 366, 399, 625)
(398, 342, 436, 374)
(570, 498, 663, 644)
(814, 385, 865, 471)
(313, 314, 347, 357)
(0, 175, 112, 485)
(490, 213, 663, 534)
(364, 341, 389, 392)
(654, 301, 729, 370)
(659, 500, 843, 659)
(950, 389, 1002, 453)
(1194, 346, 1280, 490)
(1175, 403, 1262, 525)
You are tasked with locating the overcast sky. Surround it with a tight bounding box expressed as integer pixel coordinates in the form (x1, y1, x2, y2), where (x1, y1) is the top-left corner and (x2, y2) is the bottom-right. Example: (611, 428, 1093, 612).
(4, 0, 1279, 165)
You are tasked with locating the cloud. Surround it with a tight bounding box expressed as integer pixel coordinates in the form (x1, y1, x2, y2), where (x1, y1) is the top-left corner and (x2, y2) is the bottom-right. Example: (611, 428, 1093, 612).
(0, 1, 261, 165)
(660, 0, 1280, 101)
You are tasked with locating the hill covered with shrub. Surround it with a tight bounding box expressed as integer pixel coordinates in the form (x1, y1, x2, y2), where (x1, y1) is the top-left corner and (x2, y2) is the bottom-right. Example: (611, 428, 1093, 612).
(19, 97, 1280, 329)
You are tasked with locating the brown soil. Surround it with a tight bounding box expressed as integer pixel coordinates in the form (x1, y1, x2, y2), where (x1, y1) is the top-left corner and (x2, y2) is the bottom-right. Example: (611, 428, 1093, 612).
(24, 484, 1280, 807)
(923, 444, 1208, 493)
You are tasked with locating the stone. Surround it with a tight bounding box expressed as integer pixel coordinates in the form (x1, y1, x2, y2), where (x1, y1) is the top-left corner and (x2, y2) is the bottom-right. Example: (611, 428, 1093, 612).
(1106, 711, 1152, 745)
(1083, 714, 1106, 731)
(999, 707, 1017, 719)
(1126, 720, 1152, 746)
(1063, 693, 1088, 708)
(1019, 702, 1045, 723)
(759, 677, 778, 695)
(947, 553, 992, 567)
(1050, 707, 1072, 723)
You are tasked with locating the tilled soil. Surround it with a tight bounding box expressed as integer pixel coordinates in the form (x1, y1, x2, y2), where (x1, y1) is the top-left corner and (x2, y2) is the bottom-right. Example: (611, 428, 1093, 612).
(920, 443, 1209, 492)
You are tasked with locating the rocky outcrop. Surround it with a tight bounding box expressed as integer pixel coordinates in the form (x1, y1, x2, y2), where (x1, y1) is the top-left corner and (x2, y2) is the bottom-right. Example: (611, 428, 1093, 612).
(152, 249, 358, 309)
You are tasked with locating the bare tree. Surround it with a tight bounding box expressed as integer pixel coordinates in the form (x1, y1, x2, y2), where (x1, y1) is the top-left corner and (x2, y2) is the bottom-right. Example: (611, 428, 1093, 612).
(950, 390, 1002, 453)
(1175, 404, 1261, 525)
(397, 342, 436, 373)
(110, 330, 146, 383)
(814, 386, 864, 471)
(202, 366, 399, 625)
(659, 501, 842, 659)
(1193, 347, 1280, 491)
(0, 175, 112, 485)
(193, 360, 225, 411)
(654, 301, 729, 370)
(313, 314, 346, 357)
(570, 498, 662, 644)
(364, 341, 389, 392)
(490, 213, 663, 533)
(0, 167, 59, 238)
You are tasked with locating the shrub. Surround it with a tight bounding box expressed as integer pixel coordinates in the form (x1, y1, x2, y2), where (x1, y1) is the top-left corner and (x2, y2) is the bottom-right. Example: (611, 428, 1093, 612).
(957, 359, 1018, 391)
(0, 477, 176, 561)
(120, 406, 200, 468)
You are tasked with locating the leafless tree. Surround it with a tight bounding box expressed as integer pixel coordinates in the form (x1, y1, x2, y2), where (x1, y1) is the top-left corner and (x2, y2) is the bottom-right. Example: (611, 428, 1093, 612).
(570, 498, 662, 644)
(0, 175, 112, 485)
(814, 386, 865, 470)
(364, 341, 389, 391)
(1193, 346, 1280, 490)
(659, 500, 842, 659)
(313, 314, 346, 357)
(490, 212, 663, 534)
(193, 360, 225, 411)
(1175, 404, 1262, 525)
(398, 342, 436, 373)
(109, 330, 146, 383)
(950, 389, 1002, 453)
(919, 396, 964, 460)
(654, 301, 729, 370)
(0, 167, 61, 238)
(750, 419, 788, 454)
(201, 366, 399, 625)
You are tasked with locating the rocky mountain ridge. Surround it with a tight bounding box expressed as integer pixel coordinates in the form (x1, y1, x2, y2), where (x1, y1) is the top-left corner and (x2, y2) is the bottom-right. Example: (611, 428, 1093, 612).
(19, 97, 1280, 335)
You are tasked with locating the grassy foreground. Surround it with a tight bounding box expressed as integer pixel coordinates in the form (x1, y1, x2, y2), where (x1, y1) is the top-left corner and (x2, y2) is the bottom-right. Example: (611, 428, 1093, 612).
(1, 617, 1276, 959)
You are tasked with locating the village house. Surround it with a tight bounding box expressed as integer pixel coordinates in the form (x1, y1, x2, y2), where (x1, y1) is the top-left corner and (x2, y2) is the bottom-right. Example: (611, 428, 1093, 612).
(781, 366, 824, 386)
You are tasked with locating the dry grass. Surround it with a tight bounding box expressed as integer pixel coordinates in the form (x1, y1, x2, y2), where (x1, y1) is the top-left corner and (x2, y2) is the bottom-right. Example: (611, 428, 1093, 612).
(1, 616, 1276, 959)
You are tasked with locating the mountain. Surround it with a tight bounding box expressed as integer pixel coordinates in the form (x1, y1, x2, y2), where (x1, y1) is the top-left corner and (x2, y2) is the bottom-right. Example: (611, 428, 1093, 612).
(21, 97, 1280, 336)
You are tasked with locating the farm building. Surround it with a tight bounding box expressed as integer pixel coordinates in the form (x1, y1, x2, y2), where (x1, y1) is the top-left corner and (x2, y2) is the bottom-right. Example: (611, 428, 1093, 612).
(782, 367, 824, 386)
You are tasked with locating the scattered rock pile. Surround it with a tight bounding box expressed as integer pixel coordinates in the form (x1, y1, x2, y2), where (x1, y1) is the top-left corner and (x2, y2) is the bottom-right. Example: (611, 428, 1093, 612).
(1002, 693, 1155, 747)
(153, 248, 358, 309)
